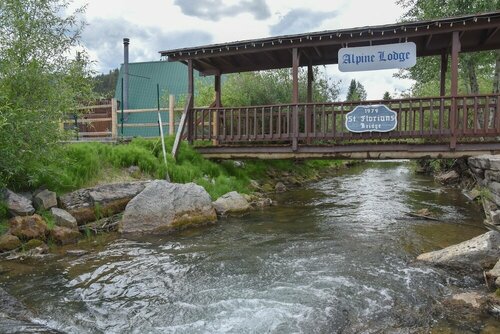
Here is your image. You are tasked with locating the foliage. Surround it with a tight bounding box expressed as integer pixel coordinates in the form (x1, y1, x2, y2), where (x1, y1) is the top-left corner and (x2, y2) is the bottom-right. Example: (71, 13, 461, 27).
(346, 79, 367, 101)
(93, 68, 119, 99)
(0, 0, 94, 188)
(195, 67, 340, 107)
(19, 137, 340, 199)
(396, 0, 500, 96)
(0, 201, 8, 234)
(383, 91, 392, 100)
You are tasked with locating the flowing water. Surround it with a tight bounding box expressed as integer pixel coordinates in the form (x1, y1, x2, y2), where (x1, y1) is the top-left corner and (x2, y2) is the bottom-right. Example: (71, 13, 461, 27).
(1, 161, 498, 333)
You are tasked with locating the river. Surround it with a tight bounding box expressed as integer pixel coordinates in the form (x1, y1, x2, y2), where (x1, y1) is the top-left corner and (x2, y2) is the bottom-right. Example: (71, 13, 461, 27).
(0, 161, 498, 333)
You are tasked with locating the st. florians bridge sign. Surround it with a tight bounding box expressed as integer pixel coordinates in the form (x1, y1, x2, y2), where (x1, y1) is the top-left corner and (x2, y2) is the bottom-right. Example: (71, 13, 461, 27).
(345, 105, 397, 133)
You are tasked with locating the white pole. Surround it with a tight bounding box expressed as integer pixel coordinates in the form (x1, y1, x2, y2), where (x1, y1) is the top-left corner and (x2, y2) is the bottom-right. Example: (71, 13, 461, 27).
(157, 84, 170, 182)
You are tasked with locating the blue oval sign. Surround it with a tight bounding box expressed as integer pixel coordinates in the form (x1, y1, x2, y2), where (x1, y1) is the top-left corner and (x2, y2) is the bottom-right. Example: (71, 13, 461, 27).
(345, 105, 397, 133)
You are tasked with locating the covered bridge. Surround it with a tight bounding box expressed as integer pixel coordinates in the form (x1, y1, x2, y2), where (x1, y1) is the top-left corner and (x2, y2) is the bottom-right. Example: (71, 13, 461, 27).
(160, 11, 500, 159)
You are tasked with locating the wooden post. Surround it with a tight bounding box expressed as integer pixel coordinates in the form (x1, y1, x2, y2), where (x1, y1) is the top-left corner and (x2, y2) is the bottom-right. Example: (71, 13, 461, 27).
(450, 31, 461, 149)
(306, 62, 313, 143)
(440, 52, 448, 97)
(187, 59, 194, 144)
(169, 94, 175, 136)
(111, 98, 117, 139)
(213, 73, 221, 145)
(292, 48, 300, 151)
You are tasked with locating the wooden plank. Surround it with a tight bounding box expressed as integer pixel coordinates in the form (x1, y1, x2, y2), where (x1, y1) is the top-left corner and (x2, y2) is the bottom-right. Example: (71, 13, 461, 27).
(172, 93, 192, 159)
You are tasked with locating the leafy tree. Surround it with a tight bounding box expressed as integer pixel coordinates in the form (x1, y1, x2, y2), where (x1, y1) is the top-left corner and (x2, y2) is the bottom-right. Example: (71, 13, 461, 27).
(0, 0, 94, 189)
(345, 79, 367, 101)
(93, 69, 119, 99)
(396, 0, 500, 96)
(195, 67, 340, 107)
(383, 91, 392, 100)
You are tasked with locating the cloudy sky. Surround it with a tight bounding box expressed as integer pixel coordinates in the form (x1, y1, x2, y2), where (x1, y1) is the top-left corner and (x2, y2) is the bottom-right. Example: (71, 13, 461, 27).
(72, 0, 415, 99)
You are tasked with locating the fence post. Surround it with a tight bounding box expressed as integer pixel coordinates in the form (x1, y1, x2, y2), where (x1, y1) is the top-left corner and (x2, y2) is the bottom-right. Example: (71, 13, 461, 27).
(169, 94, 175, 136)
(111, 98, 117, 139)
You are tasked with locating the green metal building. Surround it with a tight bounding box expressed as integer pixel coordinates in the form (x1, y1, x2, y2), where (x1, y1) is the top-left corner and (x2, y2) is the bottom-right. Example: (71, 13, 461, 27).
(114, 60, 208, 137)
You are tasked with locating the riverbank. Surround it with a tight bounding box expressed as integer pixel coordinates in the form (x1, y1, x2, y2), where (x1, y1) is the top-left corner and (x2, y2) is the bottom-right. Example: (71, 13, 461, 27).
(1, 160, 496, 332)
(0, 138, 346, 255)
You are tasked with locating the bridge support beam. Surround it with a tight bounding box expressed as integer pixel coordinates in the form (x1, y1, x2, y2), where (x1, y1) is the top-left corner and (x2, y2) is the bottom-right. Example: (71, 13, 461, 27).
(450, 31, 461, 150)
(292, 48, 300, 151)
(440, 51, 448, 97)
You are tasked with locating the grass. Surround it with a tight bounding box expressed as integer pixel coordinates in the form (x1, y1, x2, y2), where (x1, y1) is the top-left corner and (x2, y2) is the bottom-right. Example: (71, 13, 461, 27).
(0, 201, 8, 234)
(11, 136, 341, 200)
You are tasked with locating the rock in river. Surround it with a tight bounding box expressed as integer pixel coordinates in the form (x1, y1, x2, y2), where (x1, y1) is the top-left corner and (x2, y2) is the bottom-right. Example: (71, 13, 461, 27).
(120, 181, 217, 234)
(417, 231, 500, 271)
(50, 226, 81, 245)
(212, 191, 250, 216)
(59, 181, 150, 225)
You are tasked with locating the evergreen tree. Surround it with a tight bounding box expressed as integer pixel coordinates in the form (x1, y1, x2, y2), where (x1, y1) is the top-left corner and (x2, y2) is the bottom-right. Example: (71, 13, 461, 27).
(346, 79, 367, 101)
(383, 91, 392, 100)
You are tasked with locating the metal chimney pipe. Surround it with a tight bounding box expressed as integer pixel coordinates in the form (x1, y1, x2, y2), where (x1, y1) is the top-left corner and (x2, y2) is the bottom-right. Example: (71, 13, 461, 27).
(123, 38, 130, 110)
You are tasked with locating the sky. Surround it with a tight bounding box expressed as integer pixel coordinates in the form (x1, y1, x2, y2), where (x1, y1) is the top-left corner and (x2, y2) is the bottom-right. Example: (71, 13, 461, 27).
(72, 0, 415, 99)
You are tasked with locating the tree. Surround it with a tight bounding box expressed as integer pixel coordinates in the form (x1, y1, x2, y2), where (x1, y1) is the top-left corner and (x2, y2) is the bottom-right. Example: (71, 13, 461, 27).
(396, 0, 500, 96)
(93, 69, 119, 99)
(383, 91, 392, 100)
(0, 0, 94, 189)
(195, 67, 340, 107)
(345, 79, 367, 101)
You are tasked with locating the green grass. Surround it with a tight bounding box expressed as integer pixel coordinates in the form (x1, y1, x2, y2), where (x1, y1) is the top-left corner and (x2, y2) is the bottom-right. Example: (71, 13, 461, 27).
(39, 210, 55, 230)
(11, 137, 341, 200)
(0, 201, 8, 234)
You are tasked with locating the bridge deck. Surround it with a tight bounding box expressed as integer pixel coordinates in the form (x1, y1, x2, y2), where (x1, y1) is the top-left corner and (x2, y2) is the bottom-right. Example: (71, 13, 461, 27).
(191, 94, 500, 159)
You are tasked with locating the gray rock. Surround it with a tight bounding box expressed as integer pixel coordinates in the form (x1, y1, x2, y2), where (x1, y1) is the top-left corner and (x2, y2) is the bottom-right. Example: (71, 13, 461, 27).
(33, 189, 57, 210)
(487, 258, 500, 283)
(212, 191, 250, 216)
(65, 249, 88, 256)
(60, 181, 150, 225)
(451, 292, 484, 309)
(120, 181, 217, 234)
(275, 182, 287, 192)
(463, 188, 481, 201)
(485, 170, 500, 183)
(50, 208, 77, 229)
(434, 170, 460, 184)
(1, 189, 35, 217)
(417, 231, 500, 271)
(469, 167, 485, 179)
(249, 179, 261, 190)
(468, 155, 492, 169)
(469, 155, 500, 171)
(492, 210, 500, 225)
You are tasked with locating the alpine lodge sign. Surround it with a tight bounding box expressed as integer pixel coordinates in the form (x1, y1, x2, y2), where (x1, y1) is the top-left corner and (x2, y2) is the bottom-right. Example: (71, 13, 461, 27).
(345, 105, 397, 133)
(338, 42, 416, 72)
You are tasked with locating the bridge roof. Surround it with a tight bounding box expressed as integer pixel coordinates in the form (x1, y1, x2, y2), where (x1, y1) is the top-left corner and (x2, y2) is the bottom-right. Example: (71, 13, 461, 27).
(160, 11, 500, 75)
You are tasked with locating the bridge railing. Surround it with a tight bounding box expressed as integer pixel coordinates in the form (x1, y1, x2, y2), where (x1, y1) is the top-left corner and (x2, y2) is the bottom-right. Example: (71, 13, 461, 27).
(192, 94, 500, 145)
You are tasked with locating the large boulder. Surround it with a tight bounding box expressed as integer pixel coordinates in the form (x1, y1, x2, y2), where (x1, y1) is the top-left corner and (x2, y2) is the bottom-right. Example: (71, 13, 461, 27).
(0, 234, 21, 252)
(120, 181, 217, 234)
(1, 189, 35, 217)
(50, 226, 81, 245)
(212, 191, 251, 216)
(417, 231, 500, 271)
(59, 181, 150, 225)
(33, 189, 57, 211)
(9, 215, 48, 241)
(50, 208, 77, 229)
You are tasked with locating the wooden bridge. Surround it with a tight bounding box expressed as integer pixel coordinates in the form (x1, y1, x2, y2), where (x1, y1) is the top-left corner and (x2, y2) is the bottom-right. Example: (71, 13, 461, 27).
(160, 12, 500, 160)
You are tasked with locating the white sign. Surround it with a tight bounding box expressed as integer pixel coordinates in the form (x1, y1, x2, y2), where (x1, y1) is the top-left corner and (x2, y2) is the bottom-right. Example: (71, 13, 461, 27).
(338, 42, 416, 72)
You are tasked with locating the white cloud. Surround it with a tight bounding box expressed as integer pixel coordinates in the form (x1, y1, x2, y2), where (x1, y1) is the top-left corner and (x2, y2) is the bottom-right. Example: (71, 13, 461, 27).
(73, 0, 414, 97)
